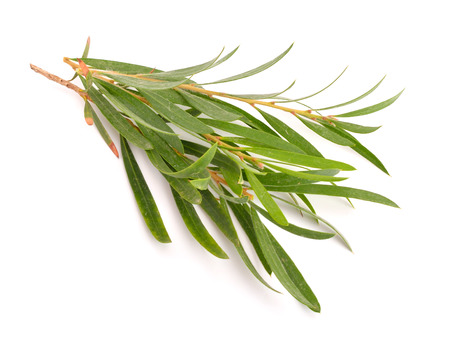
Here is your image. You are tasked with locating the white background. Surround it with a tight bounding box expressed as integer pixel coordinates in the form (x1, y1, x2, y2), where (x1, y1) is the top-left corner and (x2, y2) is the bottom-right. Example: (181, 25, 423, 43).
(1, 1, 449, 345)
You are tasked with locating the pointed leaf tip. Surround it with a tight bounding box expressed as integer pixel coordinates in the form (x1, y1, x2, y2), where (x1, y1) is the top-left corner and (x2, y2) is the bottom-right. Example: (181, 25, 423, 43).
(77, 58, 90, 77)
(109, 142, 119, 158)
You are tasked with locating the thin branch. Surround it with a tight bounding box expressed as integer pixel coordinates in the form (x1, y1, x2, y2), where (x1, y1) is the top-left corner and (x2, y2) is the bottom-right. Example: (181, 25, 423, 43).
(30, 64, 90, 100)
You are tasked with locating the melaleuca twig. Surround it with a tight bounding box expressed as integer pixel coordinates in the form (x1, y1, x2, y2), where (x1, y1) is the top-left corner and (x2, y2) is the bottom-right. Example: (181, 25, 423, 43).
(31, 38, 401, 313)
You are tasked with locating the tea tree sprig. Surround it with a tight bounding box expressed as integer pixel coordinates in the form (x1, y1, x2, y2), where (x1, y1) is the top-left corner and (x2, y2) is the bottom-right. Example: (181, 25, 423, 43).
(31, 38, 401, 312)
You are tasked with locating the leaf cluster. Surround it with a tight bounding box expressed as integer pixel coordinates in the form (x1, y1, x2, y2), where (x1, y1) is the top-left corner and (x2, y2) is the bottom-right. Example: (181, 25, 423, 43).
(61, 39, 401, 312)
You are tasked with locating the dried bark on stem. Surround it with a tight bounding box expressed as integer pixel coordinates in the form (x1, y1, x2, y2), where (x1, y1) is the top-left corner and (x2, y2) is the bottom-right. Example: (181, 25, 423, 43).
(30, 64, 90, 100)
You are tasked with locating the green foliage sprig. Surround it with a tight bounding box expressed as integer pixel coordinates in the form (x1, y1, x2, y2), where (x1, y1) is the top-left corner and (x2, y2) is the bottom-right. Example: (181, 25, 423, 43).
(31, 38, 401, 312)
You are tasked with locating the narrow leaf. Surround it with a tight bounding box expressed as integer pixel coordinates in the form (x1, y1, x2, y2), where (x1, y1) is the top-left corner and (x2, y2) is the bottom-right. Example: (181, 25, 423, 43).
(200, 119, 305, 153)
(121, 137, 171, 243)
(251, 203, 334, 240)
(246, 170, 288, 226)
(95, 79, 183, 152)
(335, 89, 404, 117)
(249, 147, 355, 171)
(257, 108, 323, 157)
(225, 200, 272, 274)
(271, 194, 352, 251)
(250, 209, 320, 312)
(141, 48, 224, 80)
(85, 101, 119, 157)
(200, 96, 279, 136)
(77, 58, 159, 74)
(189, 176, 211, 190)
(319, 121, 389, 174)
(203, 43, 294, 85)
(210, 46, 240, 68)
(299, 118, 355, 146)
(199, 190, 278, 292)
(87, 87, 153, 150)
(333, 120, 381, 134)
(230, 80, 296, 100)
(103, 74, 188, 91)
(297, 194, 317, 215)
(264, 163, 348, 182)
(81, 37, 90, 59)
(143, 146, 203, 204)
(265, 184, 399, 208)
(277, 66, 348, 103)
(257, 170, 339, 188)
(171, 188, 228, 259)
(141, 91, 213, 134)
(177, 89, 242, 121)
(164, 143, 217, 179)
(315, 76, 386, 111)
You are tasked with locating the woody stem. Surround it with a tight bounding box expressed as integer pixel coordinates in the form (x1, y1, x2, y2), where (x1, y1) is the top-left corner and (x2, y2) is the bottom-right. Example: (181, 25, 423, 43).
(30, 64, 90, 100)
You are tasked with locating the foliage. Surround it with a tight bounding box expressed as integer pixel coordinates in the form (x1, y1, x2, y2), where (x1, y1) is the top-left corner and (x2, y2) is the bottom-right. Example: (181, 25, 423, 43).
(31, 38, 401, 313)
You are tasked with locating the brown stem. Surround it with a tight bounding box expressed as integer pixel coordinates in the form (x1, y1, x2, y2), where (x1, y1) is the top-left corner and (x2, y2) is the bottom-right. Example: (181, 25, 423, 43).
(63, 58, 324, 121)
(30, 64, 90, 100)
(204, 134, 263, 168)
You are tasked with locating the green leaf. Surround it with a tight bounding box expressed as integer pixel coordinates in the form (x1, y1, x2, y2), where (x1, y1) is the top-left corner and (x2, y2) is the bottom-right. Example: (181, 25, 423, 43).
(140, 48, 224, 80)
(143, 145, 203, 204)
(333, 120, 381, 134)
(256, 108, 323, 157)
(69, 38, 91, 81)
(164, 174, 202, 205)
(264, 163, 348, 182)
(81, 37, 90, 59)
(271, 194, 352, 251)
(219, 137, 277, 149)
(250, 209, 320, 312)
(215, 190, 249, 204)
(246, 170, 288, 226)
(318, 121, 389, 174)
(210, 46, 240, 68)
(200, 119, 305, 153)
(182, 140, 243, 195)
(145, 141, 215, 179)
(84, 101, 118, 156)
(277, 66, 348, 103)
(335, 89, 404, 117)
(86, 87, 153, 150)
(225, 200, 272, 275)
(95, 79, 183, 153)
(77, 58, 158, 74)
(199, 96, 279, 136)
(257, 170, 339, 188)
(315, 76, 386, 111)
(103, 74, 188, 91)
(220, 165, 243, 196)
(199, 190, 278, 292)
(120, 137, 171, 243)
(249, 147, 355, 171)
(202, 43, 294, 85)
(297, 194, 317, 215)
(185, 108, 202, 117)
(165, 143, 217, 179)
(230, 80, 296, 100)
(177, 89, 242, 121)
(150, 88, 192, 106)
(138, 126, 196, 172)
(250, 203, 334, 240)
(141, 91, 213, 134)
(171, 188, 228, 259)
(265, 184, 399, 208)
(299, 118, 355, 146)
(189, 176, 211, 190)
